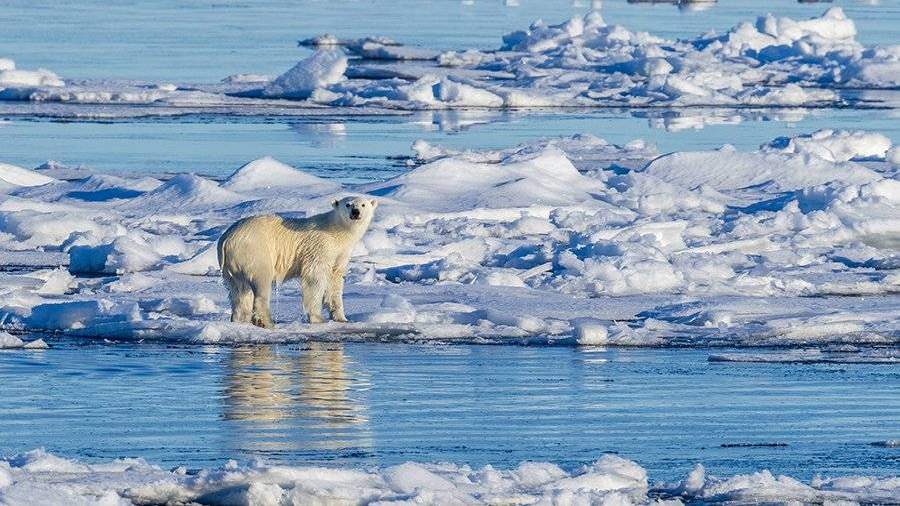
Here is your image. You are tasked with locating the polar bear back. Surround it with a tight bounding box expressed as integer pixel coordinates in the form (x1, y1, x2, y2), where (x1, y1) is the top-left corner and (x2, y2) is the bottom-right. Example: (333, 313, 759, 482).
(218, 212, 359, 284)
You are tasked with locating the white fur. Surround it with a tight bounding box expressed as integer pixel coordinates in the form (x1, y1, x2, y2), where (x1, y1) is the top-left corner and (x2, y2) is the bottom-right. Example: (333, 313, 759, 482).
(217, 196, 377, 327)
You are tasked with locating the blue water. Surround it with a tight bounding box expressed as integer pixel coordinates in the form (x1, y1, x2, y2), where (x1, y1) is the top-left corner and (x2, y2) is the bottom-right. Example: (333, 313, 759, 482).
(2, 108, 898, 178)
(1, 340, 898, 481)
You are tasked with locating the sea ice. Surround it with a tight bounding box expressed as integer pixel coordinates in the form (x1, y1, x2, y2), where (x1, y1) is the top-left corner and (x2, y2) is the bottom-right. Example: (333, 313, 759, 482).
(0, 129, 896, 346)
(0, 58, 64, 91)
(261, 50, 348, 100)
(0, 449, 897, 505)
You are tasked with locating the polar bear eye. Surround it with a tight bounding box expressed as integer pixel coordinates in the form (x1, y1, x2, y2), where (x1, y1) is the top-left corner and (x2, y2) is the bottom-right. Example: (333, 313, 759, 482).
(346, 203, 351, 208)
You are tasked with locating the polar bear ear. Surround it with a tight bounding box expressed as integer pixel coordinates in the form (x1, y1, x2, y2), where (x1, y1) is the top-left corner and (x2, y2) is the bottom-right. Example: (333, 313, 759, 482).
(369, 198, 378, 208)
(332, 199, 339, 208)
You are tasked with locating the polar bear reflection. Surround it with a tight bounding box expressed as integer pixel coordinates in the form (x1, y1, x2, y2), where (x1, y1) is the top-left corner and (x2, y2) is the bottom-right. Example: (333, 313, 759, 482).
(224, 344, 369, 450)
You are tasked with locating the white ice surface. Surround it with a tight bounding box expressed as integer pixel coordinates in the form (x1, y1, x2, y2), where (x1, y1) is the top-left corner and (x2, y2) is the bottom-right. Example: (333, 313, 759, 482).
(0, 58, 64, 93)
(0, 449, 897, 506)
(0, 130, 897, 346)
(261, 50, 348, 100)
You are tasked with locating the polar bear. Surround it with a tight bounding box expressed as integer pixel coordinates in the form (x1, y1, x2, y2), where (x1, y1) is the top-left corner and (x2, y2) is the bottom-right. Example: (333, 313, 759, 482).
(217, 196, 377, 327)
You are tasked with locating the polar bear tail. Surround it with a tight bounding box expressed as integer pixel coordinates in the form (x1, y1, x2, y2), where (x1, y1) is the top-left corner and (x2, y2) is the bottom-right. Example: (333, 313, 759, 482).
(216, 234, 227, 274)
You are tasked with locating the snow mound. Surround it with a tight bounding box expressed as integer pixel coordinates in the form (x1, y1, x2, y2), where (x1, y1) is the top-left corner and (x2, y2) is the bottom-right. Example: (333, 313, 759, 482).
(120, 174, 246, 212)
(0, 58, 64, 89)
(643, 149, 880, 192)
(367, 146, 600, 212)
(664, 464, 900, 504)
(262, 50, 347, 99)
(713, 7, 858, 58)
(762, 129, 893, 162)
(222, 156, 340, 194)
(0, 162, 55, 190)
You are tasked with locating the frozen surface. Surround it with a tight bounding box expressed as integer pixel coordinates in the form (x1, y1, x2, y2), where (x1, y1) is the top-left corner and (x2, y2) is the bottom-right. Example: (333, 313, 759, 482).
(2, 447, 898, 505)
(1, 128, 897, 346)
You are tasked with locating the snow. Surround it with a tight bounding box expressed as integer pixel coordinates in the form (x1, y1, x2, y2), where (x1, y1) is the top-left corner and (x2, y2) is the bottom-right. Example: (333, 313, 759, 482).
(0, 58, 64, 90)
(0, 331, 46, 350)
(366, 146, 597, 212)
(575, 320, 610, 345)
(261, 50, 348, 99)
(222, 156, 340, 195)
(68, 234, 174, 275)
(762, 129, 894, 162)
(0, 449, 896, 505)
(642, 148, 879, 192)
(0, 129, 896, 347)
(0, 162, 55, 190)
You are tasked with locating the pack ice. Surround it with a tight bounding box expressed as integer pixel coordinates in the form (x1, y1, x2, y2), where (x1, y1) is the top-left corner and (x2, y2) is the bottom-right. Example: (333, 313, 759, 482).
(2, 7, 899, 111)
(0, 128, 897, 347)
(1, 448, 898, 505)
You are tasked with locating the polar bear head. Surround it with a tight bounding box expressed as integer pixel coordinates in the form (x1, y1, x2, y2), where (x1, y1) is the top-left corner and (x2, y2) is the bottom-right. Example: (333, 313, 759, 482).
(332, 196, 378, 227)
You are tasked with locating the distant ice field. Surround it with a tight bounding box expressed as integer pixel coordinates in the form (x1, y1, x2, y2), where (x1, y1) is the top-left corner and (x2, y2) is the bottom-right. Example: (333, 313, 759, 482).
(2, 0, 897, 82)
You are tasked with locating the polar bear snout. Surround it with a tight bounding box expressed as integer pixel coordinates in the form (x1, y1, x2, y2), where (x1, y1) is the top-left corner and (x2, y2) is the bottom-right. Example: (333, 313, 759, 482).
(349, 206, 361, 220)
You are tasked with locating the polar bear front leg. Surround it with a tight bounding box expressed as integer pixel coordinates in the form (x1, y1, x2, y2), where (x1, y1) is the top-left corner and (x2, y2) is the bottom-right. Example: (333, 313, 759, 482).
(301, 268, 328, 324)
(325, 267, 347, 323)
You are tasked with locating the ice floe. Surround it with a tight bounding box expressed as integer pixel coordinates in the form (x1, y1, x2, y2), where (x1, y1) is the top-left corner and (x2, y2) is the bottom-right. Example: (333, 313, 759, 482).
(259, 50, 348, 100)
(0, 331, 47, 350)
(0, 58, 64, 97)
(0, 128, 897, 346)
(0, 449, 897, 505)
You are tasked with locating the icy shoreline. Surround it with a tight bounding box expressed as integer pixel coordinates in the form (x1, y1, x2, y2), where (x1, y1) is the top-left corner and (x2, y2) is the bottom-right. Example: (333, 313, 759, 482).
(2, 7, 900, 113)
(0, 126, 897, 348)
(1, 448, 898, 505)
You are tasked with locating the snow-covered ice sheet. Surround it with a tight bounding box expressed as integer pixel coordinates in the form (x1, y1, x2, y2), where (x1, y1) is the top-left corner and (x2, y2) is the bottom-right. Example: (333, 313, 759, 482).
(0, 127, 897, 346)
(0, 448, 897, 506)
(2, 6, 900, 114)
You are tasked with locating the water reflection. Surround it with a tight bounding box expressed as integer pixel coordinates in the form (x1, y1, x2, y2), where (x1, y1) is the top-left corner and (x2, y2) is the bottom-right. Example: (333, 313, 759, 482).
(633, 107, 809, 132)
(298, 343, 369, 428)
(288, 121, 347, 149)
(626, 0, 718, 12)
(225, 346, 293, 422)
(410, 110, 506, 132)
(223, 344, 371, 452)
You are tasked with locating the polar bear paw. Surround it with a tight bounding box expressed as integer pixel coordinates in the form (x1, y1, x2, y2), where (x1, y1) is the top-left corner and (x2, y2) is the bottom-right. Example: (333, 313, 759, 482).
(252, 316, 274, 329)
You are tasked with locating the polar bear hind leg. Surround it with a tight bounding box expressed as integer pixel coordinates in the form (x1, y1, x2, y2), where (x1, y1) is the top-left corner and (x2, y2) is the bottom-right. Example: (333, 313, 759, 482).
(250, 277, 275, 328)
(301, 266, 328, 324)
(225, 274, 253, 323)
